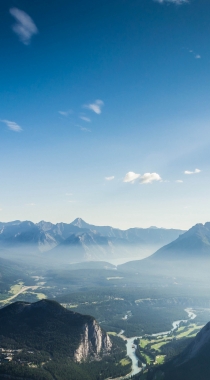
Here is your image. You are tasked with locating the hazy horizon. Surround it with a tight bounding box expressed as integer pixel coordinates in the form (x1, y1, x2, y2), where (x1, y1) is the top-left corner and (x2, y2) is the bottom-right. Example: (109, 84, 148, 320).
(0, 215, 201, 231)
(0, 215, 209, 232)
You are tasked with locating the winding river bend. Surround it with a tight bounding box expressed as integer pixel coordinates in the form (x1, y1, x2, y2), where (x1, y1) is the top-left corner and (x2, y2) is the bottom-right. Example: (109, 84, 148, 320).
(121, 308, 197, 379)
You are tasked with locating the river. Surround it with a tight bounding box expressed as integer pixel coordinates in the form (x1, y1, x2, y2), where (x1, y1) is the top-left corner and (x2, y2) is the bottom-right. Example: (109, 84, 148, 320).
(121, 308, 197, 379)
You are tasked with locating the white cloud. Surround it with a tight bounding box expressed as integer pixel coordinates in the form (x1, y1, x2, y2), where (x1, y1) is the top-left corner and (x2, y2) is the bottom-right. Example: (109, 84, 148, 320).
(84, 100, 104, 114)
(79, 126, 91, 132)
(155, 0, 188, 4)
(123, 172, 140, 183)
(188, 50, 201, 59)
(105, 176, 115, 181)
(80, 116, 91, 123)
(1, 119, 23, 132)
(139, 173, 162, 184)
(176, 180, 183, 183)
(123, 171, 162, 184)
(184, 169, 201, 175)
(9, 8, 38, 45)
(58, 110, 73, 117)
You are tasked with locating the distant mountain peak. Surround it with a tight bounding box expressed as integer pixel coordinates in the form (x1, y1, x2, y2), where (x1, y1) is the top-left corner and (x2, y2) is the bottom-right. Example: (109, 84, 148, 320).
(71, 218, 89, 228)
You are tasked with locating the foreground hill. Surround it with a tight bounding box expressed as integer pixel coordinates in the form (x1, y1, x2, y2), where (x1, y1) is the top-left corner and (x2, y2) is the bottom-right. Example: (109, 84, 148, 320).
(0, 299, 130, 380)
(149, 321, 210, 380)
(0, 218, 184, 263)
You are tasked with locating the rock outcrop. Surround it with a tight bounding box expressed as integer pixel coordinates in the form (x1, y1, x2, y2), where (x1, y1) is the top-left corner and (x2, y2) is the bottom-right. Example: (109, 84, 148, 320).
(74, 319, 112, 362)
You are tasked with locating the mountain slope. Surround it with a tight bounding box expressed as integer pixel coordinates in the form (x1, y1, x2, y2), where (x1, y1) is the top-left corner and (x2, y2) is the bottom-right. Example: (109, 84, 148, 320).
(48, 231, 133, 262)
(0, 299, 122, 380)
(119, 222, 210, 275)
(150, 222, 210, 260)
(0, 221, 57, 253)
(154, 321, 210, 380)
(0, 299, 111, 360)
(0, 256, 31, 293)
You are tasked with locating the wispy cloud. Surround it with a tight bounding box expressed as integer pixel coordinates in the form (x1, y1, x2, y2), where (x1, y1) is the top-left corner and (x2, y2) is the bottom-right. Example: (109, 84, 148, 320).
(139, 173, 162, 184)
(9, 8, 38, 45)
(1, 119, 23, 132)
(175, 180, 183, 183)
(123, 172, 140, 183)
(58, 110, 73, 117)
(105, 176, 115, 181)
(80, 116, 91, 123)
(155, 0, 188, 4)
(188, 50, 201, 59)
(84, 100, 104, 114)
(79, 126, 91, 132)
(184, 169, 201, 175)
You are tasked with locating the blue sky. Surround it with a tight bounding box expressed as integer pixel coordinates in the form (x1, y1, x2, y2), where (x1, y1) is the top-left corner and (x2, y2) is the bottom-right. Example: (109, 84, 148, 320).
(0, 0, 210, 229)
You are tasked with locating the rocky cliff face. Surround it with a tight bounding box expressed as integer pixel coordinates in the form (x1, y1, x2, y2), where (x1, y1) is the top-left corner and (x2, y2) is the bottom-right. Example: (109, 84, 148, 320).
(74, 319, 112, 362)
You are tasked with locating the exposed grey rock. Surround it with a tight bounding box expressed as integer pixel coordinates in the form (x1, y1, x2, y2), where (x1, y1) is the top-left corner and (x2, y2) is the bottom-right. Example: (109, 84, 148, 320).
(74, 319, 112, 362)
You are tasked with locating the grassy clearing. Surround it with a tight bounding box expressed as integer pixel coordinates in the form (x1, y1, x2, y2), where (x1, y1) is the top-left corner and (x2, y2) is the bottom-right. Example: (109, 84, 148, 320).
(140, 339, 151, 348)
(140, 352, 153, 365)
(176, 326, 186, 333)
(137, 323, 204, 373)
(140, 325, 203, 354)
(140, 337, 171, 351)
(108, 332, 118, 336)
(155, 355, 166, 365)
(0, 282, 25, 304)
(22, 291, 47, 300)
(176, 324, 203, 339)
(9, 282, 24, 295)
(34, 292, 47, 300)
(119, 358, 131, 366)
(151, 340, 169, 351)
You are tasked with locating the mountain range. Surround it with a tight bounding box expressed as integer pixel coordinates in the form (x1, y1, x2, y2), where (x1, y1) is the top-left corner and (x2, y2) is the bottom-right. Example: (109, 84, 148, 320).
(0, 218, 184, 264)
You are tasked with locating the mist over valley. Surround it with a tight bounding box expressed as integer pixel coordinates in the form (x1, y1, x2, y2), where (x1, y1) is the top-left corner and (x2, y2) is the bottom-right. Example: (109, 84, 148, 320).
(1, 218, 210, 379)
